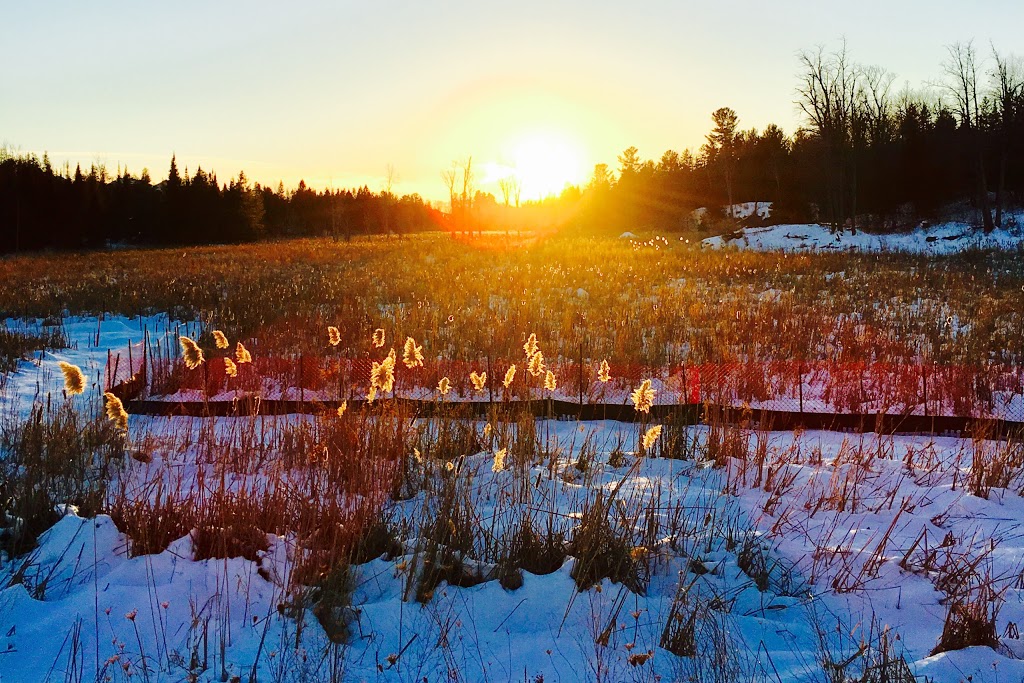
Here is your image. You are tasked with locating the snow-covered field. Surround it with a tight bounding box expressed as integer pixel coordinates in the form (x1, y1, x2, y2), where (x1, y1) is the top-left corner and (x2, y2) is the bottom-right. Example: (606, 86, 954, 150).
(3, 311, 1024, 682)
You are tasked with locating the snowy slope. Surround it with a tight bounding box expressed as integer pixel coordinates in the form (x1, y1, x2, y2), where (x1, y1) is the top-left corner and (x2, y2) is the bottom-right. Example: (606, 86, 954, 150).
(702, 216, 1024, 254)
(2, 317, 1023, 682)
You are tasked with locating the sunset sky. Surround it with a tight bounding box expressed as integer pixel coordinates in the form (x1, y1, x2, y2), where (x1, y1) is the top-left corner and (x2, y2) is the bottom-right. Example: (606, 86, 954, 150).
(3, 1, 1022, 202)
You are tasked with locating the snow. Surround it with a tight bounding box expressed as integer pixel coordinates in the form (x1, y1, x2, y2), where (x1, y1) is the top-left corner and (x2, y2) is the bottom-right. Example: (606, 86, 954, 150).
(702, 215, 1024, 254)
(693, 201, 773, 222)
(3, 316, 1024, 681)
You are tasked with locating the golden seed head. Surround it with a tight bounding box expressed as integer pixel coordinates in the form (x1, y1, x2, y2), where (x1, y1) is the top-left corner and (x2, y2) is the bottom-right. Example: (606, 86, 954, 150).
(503, 364, 516, 388)
(523, 333, 539, 359)
(544, 369, 557, 392)
(212, 330, 229, 349)
(641, 424, 662, 450)
(179, 336, 204, 370)
(327, 326, 341, 347)
(57, 361, 85, 395)
(103, 392, 129, 432)
(235, 341, 252, 364)
(470, 370, 487, 392)
(402, 336, 424, 369)
(337, 400, 347, 417)
(437, 376, 451, 397)
(223, 357, 238, 378)
(372, 328, 385, 348)
(527, 350, 545, 377)
(631, 379, 655, 414)
(492, 448, 507, 473)
(598, 359, 611, 383)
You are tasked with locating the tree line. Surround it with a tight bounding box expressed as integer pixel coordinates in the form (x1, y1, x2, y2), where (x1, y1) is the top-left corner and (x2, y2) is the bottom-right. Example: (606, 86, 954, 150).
(459, 40, 1024, 236)
(0, 152, 441, 253)
(1, 40, 1022, 252)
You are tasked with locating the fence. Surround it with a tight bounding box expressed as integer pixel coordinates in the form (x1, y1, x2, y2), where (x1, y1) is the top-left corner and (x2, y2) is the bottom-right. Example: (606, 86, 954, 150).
(104, 342, 1024, 436)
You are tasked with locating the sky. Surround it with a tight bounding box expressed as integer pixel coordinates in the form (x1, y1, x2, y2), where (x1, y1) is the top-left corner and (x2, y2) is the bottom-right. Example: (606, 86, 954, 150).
(2, 1, 1023, 202)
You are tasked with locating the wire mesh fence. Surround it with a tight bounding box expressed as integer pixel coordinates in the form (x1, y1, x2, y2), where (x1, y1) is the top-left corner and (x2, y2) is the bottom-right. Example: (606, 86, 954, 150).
(105, 339, 1024, 427)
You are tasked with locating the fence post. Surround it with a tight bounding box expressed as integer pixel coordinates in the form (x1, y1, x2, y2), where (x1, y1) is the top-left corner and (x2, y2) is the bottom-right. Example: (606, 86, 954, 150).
(578, 316, 584, 409)
(922, 363, 928, 418)
(798, 360, 804, 414)
(487, 353, 493, 405)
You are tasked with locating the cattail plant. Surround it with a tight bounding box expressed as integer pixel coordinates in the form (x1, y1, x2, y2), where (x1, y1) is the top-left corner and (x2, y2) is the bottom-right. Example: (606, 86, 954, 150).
(503, 364, 516, 388)
(235, 341, 252, 363)
(223, 357, 238, 378)
(57, 361, 86, 395)
(212, 330, 229, 349)
(179, 336, 204, 370)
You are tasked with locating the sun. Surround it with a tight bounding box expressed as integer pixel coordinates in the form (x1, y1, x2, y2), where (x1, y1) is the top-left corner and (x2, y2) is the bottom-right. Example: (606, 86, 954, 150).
(507, 131, 586, 201)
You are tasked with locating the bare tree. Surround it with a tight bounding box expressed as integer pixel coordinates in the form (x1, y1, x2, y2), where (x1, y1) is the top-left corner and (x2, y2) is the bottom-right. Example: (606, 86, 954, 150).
(859, 65, 896, 146)
(796, 41, 861, 230)
(942, 41, 994, 232)
(440, 158, 476, 233)
(382, 163, 398, 235)
(498, 174, 515, 207)
(459, 157, 475, 234)
(991, 47, 1023, 228)
(440, 163, 458, 229)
